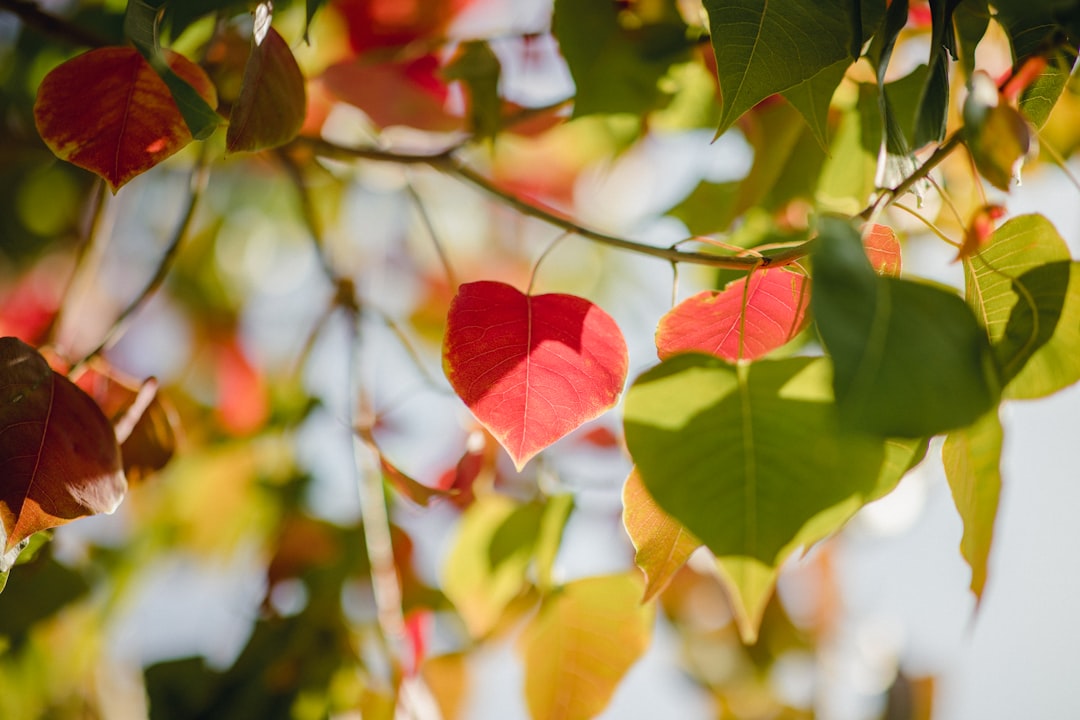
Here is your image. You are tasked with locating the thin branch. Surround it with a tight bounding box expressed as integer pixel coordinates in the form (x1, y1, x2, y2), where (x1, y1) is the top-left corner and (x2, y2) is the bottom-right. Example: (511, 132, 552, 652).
(45, 179, 107, 346)
(403, 175, 458, 288)
(0, 0, 109, 47)
(70, 155, 210, 374)
(295, 136, 810, 270)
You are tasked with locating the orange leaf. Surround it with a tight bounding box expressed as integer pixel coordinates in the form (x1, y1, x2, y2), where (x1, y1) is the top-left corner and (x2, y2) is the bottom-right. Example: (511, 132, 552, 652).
(955, 205, 1006, 262)
(0, 338, 125, 552)
(656, 267, 810, 362)
(863, 223, 903, 276)
(226, 27, 307, 153)
(622, 469, 701, 601)
(34, 47, 218, 192)
(443, 281, 629, 470)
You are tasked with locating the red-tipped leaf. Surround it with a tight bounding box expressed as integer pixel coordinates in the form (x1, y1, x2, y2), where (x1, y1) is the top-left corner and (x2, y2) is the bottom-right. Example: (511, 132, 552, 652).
(864, 223, 903, 276)
(443, 281, 628, 469)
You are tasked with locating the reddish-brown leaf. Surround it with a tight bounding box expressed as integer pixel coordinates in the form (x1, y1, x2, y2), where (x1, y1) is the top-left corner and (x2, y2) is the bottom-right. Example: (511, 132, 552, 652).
(226, 27, 307, 153)
(0, 338, 125, 552)
(864, 223, 903, 276)
(34, 47, 218, 192)
(75, 365, 178, 485)
(322, 53, 464, 132)
(656, 267, 809, 362)
(333, 0, 473, 53)
(443, 281, 628, 470)
(622, 469, 701, 602)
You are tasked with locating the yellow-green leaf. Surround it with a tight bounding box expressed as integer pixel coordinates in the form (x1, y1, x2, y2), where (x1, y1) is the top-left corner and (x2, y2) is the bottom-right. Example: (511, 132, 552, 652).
(622, 469, 700, 602)
(519, 573, 653, 720)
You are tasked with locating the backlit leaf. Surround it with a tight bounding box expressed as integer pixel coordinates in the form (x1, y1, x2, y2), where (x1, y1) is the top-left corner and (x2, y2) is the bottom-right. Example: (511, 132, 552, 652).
(443, 281, 628, 470)
(863, 223, 902, 276)
(1019, 52, 1074, 128)
(226, 26, 307, 153)
(781, 58, 851, 149)
(34, 47, 218, 192)
(655, 267, 809, 362)
(955, 205, 1006, 262)
(624, 355, 913, 642)
(519, 573, 653, 720)
(622, 468, 700, 602)
(964, 73, 1034, 191)
(703, 0, 854, 138)
(813, 217, 999, 437)
(0, 338, 125, 552)
(942, 410, 1002, 602)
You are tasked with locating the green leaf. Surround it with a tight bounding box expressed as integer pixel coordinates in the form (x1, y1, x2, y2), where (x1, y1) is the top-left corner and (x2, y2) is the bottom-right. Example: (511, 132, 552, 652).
(702, 0, 854, 138)
(1000, 262, 1080, 399)
(942, 410, 1003, 603)
(125, 0, 220, 140)
(534, 494, 574, 592)
(623, 354, 911, 642)
(1020, 51, 1077, 128)
(519, 574, 653, 720)
(781, 58, 851, 149)
(911, 0, 958, 148)
(961, 213, 1079, 395)
(553, 0, 692, 118)
(816, 85, 881, 216)
(964, 82, 1034, 191)
(442, 495, 540, 637)
(813, 217, 1000, 437)
(993, 0, 1080, 59)
(953, 0, 991, 77)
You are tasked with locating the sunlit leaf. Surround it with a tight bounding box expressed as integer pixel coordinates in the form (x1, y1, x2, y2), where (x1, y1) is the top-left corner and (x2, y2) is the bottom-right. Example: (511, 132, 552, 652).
(624, 354, 914, 642)
(863, 223, 902, 276)
(622, 468, 700, 602)
(656, 267, 809, 362)
(34, 47, 218, 191)
(703, 0, 854, 138)
(964, 73, 1034, 191)
(442, 495, 541, 637)
(534, 494, 574, 592)
(519, 573, 653, 720)
(955, 205, 1006, 262)
(1019, 52, 1074, 128)
(443, 281, 628, 470)
(942, 410, 1002, 602)
(422, 653, 468, 720)
(0, 338, 125, 552)
(226, 26, 306, 153)
(813, 217, 999, 437)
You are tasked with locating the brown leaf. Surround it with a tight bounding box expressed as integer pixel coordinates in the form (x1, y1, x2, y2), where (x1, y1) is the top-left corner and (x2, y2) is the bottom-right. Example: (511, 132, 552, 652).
(0, 338, 125, 551)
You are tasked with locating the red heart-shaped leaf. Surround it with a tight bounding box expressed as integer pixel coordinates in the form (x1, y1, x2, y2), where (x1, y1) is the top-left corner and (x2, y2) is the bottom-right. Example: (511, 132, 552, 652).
(0, 338, 125, 551)
(226, 27, 307, 153)
(443, 281, 628, 469)
(656, 267, 809, 362)
(34, 47, 218, 192)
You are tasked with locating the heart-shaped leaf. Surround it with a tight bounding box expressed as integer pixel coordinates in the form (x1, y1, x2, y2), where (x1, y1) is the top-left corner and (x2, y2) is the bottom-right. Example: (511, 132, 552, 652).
(0, 338, 125, 552)
(34, 47, 218, 192)
(656, 267, 809, 362)
(622, 468, 701, 602)
(443, 281, 628, 469)
(624, 354, 918, 642)
(226, 26, 307, 153)
(813, 217, 999, 437)
(519, 573, 653, 720)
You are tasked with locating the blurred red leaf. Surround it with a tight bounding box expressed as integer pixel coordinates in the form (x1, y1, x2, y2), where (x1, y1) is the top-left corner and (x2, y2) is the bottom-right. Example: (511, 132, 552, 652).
(332, 0, 472, 53)
(0, 338, 125, 552)
(226, 27, 307, 153)
(443, 281, 628, 470)
(322, 53, 464, 131)
(864, 223, 903, 276)
(0, 255, 72, 345)
(656, 268, 809, 362)
(76, 365, 178, 485)
(955, 205, 1006, 262)
(215, 339, 269, 436)
(34, 47, 218, 192)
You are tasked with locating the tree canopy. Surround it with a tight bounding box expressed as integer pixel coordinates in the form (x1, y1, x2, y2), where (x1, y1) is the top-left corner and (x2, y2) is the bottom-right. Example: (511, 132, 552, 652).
(0, 0, 1079, 717)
